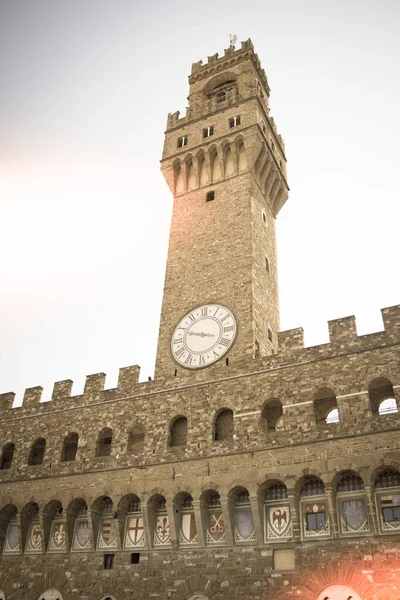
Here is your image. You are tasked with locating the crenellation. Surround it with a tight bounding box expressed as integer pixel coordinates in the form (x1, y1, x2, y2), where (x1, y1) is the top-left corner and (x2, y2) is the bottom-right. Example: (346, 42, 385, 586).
(83, 372, 106, 397)
(22, 386, 43, 409)
(207, 52, 219, 64)
(51, 379, 73, 401)
(0, 391, 15, 410)
(328, 315, 358, 346)
(381, 304, 400, 335)
(117, 364, 141, 394)
(278, 327, 304, 354)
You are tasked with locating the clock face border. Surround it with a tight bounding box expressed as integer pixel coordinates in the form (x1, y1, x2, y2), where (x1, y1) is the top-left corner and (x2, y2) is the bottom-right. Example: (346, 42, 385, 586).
(170, 303, 238, 370)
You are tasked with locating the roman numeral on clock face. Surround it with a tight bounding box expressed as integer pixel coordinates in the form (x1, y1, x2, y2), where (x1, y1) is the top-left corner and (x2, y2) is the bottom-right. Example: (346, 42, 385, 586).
(171, 304, 237, 369)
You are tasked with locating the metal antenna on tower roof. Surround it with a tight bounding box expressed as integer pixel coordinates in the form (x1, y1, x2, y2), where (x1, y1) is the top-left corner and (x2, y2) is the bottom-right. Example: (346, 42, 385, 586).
(229, 34, 237, 48)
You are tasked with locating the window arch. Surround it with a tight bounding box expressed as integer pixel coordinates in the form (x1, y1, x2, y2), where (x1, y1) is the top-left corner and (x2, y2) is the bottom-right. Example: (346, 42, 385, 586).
(314, 388, 338, 425)
(374, 468, 400, 534)
(336, 471, 369, 536)
(264, 481, 291, 542)
(148, 494, 170, 547)
(368, 377, 397, 415)
(0, 442, 15, 470)
(28, 438, 46, 466)
(299, 476, 330, 539)
(96, 428, 112, 457)
(119, 493, 144, 549)
(200, 490, 226, 545)
(173, 492, 197, 545)
(214, 409, 234, 441)
(262, 399, 283, 430)
(169, 416, 188, 447)
(21, 502, 43, 553)
(61, 432, 78, 462)
(128, 426, 145, 453)
(231, 487, 255, 543)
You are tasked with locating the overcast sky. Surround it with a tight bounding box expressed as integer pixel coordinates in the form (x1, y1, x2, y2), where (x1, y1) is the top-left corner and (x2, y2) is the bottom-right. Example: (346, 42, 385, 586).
(0, 0, 399, 405)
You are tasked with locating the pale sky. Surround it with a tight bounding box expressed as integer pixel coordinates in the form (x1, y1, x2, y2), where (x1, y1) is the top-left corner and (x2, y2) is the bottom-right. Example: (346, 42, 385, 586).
(0, 0, 399, 405)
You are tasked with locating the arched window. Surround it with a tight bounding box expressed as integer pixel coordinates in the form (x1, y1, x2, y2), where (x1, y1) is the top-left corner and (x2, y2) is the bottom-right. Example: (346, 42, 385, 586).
(61, 433, 78, 462)
(264, 482, 291, 542)
(201, 490, 226, 545)
(299, 477, 330, 539)
(174, 492, 197, 545)
(214, 409, 234, 441)
(314, 388, 338, 425)
(120, 494, 144, 549)
(148, 495, 170, 547)
(0, 442, 15, 470)
(368, 377, 397, 415)
(375, 468, 400, 534)
(93, 496, 118, 550)
(262, 399, 283, 430)
(1, 504, 19, 554)
(128, 426, 145, 453)
(170, 416, 188, 447)
(45, 501, 66, 553)
(22, 502, 43, 553)
(69, 499, 91, 552)
(336, 471, 369, 536)
(28, 438, 46, 466)
(232, 487, 255, 543)
(96, 428, 112, 457)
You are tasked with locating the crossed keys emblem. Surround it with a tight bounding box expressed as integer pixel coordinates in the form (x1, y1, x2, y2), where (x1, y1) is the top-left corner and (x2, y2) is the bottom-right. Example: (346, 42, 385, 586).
(210, 513, 224, 537)
(210, 513, 224, 532)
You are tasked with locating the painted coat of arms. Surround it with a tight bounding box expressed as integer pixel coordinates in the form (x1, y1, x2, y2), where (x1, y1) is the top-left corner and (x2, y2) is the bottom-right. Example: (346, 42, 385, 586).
(48, 520, 67, 552)
(341, 499, 369, 533)
(207, 510, 226, 543)
(267, 505, 292, 539)
(124, 515, 145, 548)
(235, 509, 256, 542)
(180, 513, 198, 544)
(72, 517, 92, 551)
(3, 521, 20, 554)
(25, 521, 43, 553)
(98, 516, 118, 549)
(154, 515, 170, 545)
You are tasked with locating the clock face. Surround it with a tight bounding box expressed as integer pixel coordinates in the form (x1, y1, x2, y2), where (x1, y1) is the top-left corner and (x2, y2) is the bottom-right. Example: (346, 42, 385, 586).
(171, 304, 237, 369)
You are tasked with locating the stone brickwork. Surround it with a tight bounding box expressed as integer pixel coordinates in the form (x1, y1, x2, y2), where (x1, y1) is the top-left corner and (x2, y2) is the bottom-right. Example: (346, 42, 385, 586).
(0, 39, 399, 600)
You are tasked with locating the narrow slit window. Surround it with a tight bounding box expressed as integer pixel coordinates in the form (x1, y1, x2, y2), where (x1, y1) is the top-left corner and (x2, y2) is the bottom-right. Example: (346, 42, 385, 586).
(104, 554, 114, 569)
(206, 191, 215, 202)
(177, 136, 188, 148)
(268, 329, 273, 342)
(229, 116, 241, 128)
(203, 126, 214, 138)
(265, 257, 270, 273)
(131, 552, 140, 564)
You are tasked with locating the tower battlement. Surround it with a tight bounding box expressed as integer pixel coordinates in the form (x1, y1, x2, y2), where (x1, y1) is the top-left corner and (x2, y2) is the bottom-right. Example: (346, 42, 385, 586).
(1, 305, 399, 413)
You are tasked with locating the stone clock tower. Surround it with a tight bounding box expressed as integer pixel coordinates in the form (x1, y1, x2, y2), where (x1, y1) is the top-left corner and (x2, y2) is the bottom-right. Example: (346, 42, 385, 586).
(155, 39, 289, 380)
